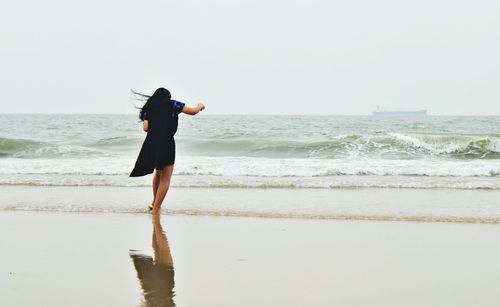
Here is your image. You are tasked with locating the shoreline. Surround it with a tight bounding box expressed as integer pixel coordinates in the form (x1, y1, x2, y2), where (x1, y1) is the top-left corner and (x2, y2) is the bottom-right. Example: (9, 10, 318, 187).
(1, 185, 500, 224)
(5, 209, 500, 224)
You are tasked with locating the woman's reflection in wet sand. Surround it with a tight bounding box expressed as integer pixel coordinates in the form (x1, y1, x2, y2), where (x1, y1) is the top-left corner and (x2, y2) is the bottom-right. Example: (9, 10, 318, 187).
(130, 214, 175, 307)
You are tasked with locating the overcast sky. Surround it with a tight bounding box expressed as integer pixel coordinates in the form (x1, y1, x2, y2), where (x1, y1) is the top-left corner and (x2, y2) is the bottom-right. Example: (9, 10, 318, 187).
(0, 0, 499, 115)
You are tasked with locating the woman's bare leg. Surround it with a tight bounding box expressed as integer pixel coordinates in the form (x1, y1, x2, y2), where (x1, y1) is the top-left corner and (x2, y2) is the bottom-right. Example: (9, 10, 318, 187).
(152, 165, 174, 213)
(151, 170, 161, 207)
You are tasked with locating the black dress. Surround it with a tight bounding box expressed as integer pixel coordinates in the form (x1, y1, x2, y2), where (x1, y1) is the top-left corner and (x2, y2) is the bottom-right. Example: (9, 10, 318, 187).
(130, 100, 185, 177)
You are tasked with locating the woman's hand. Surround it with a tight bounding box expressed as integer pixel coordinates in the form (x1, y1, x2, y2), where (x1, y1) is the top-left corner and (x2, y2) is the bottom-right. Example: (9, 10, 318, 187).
(182, 103, 206, 115)
(143, 120, 149, 132)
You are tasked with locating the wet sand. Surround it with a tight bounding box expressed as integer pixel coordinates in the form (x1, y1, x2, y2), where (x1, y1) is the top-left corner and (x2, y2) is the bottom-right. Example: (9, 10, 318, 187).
(2, 185, 500, 223)
(1, 211, 500, 307)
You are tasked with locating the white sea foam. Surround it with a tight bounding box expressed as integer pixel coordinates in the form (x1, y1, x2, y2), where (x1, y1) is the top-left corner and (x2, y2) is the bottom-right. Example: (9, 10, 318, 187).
(1, 156, 499, 177)
(1, 157, 499, 189)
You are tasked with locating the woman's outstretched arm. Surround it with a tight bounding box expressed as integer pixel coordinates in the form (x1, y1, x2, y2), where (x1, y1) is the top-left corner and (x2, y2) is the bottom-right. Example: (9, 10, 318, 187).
(182, 103, 205, 116)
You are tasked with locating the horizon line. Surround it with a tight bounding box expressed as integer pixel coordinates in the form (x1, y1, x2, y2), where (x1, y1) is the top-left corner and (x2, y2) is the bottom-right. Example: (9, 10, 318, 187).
(1, 112, 500, 116)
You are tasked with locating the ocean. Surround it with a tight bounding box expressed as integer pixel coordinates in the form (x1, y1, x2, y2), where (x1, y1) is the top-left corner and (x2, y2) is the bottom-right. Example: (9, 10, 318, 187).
(1, 114, 499, 190)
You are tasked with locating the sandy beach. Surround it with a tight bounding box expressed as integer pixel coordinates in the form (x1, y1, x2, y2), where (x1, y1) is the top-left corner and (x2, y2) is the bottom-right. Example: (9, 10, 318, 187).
(2, 200, 500, 306)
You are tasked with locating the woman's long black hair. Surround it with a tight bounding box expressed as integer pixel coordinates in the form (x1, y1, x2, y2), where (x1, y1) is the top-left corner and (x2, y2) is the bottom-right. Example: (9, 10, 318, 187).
(132, 88, 172, 121)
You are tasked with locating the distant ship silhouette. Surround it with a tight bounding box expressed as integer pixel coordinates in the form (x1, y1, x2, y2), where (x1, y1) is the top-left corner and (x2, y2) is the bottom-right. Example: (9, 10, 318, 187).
(373, 106, 427, 116)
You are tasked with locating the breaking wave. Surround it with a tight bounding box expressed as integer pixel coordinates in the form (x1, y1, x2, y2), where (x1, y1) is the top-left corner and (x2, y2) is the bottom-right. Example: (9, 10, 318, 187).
(175, 133, 500, 159)
(2, 133, 500, 159)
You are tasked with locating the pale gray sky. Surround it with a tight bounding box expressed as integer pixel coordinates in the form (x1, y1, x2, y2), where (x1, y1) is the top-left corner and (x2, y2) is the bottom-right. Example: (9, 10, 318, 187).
(0, 0, 499, 115)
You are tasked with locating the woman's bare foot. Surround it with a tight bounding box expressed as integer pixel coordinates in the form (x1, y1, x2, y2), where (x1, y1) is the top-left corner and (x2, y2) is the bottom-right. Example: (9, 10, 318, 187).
(148, 203, 154, 211)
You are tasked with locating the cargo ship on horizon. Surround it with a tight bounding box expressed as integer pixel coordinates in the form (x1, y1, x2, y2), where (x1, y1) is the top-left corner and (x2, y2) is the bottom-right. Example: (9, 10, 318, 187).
(373, 106, 427, 116)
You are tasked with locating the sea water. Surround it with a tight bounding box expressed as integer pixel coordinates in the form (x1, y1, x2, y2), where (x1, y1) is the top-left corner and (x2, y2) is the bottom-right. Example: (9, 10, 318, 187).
(0, 114, 499, 190)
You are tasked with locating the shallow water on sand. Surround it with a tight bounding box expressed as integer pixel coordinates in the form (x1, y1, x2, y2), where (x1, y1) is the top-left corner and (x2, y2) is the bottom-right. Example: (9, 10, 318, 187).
(2, 186, 500, 224)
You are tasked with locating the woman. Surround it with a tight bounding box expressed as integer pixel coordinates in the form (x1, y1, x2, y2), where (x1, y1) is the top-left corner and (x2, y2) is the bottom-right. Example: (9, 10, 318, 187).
(130, 87, 205, 213)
